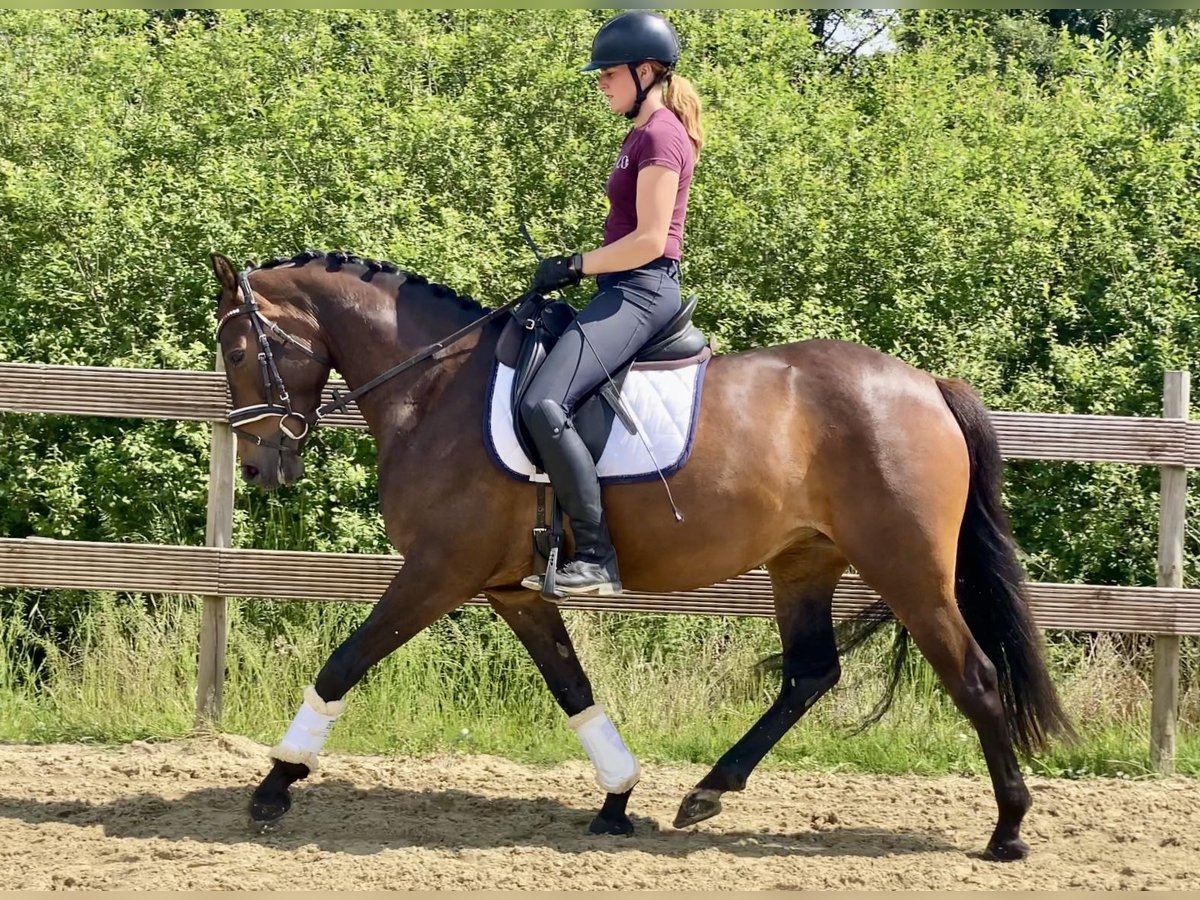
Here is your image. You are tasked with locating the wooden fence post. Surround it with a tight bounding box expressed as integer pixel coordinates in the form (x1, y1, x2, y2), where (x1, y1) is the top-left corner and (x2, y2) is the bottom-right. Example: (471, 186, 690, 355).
(196, 353, 235, 727)
(1151, 370, 1189, 773)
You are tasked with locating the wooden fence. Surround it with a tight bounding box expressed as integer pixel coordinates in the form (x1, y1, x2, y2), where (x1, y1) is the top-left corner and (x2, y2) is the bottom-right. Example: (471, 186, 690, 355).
(0, 361, 1196, 771)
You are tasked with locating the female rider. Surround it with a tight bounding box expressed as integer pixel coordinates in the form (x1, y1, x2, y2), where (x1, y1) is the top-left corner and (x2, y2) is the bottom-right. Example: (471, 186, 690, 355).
(520, 12, 704, 596)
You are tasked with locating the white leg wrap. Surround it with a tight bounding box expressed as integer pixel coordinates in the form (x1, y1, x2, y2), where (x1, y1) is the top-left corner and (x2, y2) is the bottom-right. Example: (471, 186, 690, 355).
(269, 685, 345, 773)
(568, 704, 641, 794)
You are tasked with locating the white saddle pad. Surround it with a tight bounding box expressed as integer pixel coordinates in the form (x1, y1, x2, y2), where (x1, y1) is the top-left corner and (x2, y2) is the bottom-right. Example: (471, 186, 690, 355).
(483, 350, 711, 484)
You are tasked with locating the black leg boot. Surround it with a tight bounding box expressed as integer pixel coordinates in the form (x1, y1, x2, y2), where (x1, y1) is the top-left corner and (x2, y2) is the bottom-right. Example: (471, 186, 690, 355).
(519, 399, 622, 596)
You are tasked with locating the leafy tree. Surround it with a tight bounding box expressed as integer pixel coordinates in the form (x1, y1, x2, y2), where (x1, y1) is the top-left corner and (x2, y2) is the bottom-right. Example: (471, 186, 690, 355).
(898, 9, 1200, 79)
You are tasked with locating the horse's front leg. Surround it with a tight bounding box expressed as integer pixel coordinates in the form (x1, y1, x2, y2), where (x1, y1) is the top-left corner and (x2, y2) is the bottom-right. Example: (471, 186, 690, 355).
(250, 558, 476, 826)
(486, 590, 638, 836)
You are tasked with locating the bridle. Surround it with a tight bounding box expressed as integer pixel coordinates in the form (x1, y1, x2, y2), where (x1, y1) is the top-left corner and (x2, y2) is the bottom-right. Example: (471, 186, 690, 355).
(215, 269, 331, 452)
(216, 266, 531, 455)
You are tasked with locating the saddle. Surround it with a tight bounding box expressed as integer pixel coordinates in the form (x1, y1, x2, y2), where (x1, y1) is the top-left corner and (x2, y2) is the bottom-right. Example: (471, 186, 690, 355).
(495, 293, 709, 466)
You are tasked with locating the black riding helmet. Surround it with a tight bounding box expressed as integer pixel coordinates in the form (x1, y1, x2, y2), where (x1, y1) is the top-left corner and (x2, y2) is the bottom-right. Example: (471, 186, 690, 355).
(582, 11, 681, 120)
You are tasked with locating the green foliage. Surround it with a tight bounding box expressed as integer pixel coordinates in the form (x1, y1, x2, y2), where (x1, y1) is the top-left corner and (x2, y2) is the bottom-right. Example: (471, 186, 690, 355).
(1, 11, 1199, 766)
(897, 10, 1200, 75)
(3, 10, 1198, 579)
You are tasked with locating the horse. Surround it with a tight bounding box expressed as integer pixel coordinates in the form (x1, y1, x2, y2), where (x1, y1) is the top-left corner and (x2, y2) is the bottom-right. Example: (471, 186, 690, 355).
(208, 248, 1072, 861)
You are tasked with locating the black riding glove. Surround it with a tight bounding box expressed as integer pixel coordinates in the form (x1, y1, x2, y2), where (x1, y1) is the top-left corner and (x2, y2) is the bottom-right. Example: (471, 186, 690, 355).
(532, 253, 584, 295)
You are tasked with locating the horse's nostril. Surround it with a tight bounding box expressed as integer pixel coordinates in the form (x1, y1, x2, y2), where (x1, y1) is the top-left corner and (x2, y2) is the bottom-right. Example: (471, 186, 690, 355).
(242, 464, 260, 481)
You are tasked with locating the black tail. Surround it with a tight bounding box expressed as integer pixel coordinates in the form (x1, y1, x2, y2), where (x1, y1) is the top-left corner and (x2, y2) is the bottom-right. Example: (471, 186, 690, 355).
(936, 377, 1075, 755)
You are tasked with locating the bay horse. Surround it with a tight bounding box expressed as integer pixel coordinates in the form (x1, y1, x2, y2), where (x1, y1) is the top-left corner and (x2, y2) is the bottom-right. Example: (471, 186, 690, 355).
(209, 249, 1071, 861)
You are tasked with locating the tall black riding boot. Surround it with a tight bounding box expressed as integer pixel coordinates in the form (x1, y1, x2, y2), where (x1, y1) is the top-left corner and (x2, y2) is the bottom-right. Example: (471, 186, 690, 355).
(519, 398, 622, 596)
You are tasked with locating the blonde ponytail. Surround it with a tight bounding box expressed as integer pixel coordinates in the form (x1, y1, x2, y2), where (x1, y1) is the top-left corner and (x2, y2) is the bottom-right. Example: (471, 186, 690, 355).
(665, 74, 704, 157)
(650, 62, 704, 158)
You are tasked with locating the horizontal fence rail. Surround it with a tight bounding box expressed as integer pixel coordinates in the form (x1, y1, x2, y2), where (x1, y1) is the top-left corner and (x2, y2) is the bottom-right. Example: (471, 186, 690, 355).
(0, 361, 1194, 771)
(0, 363, 366, 429)
(2, 362, 1199, 464)
(4, 537, 1200, 636)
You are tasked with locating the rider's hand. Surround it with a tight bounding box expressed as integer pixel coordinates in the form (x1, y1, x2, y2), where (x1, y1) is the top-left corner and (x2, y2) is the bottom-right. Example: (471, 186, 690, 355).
(531, 253, 584, 294)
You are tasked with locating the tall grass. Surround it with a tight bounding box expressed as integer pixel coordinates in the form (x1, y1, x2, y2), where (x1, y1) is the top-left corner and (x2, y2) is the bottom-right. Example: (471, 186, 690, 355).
(0, 591, 1196, 777)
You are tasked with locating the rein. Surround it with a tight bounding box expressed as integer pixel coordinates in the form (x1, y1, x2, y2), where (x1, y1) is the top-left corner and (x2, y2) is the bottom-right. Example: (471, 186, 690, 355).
(217, 267, 532, 453)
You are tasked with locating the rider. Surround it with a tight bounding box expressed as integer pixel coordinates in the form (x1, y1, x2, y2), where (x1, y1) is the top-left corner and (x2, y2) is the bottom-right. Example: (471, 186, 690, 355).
(520, 11, 704, 596)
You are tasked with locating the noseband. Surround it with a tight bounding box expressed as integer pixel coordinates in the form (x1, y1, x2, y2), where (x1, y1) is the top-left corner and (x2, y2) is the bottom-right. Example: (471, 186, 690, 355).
(216, 266, 530, 455)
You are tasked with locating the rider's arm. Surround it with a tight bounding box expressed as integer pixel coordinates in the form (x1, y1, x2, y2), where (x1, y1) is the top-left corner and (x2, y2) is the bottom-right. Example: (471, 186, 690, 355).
(579, 164, 679, 275)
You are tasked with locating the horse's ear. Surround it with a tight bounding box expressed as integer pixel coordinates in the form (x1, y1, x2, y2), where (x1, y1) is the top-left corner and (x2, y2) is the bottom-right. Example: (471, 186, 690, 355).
(209, 252, 238, 294)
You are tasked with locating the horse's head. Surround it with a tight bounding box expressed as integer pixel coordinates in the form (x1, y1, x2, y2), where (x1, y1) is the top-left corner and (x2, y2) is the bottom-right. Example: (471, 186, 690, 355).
(210, 252, 333, 490)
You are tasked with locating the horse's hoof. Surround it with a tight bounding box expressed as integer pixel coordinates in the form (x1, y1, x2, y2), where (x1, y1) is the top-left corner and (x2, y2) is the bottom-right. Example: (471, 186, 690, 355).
(673, 788, 723, 829)
(589, 812, 634, 836)
(984, 836, 1030, 861)
(249, 790, 291, 827)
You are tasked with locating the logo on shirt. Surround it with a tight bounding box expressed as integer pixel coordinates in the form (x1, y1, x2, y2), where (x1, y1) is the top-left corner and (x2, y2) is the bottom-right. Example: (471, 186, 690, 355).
(615, 154, 630, 170)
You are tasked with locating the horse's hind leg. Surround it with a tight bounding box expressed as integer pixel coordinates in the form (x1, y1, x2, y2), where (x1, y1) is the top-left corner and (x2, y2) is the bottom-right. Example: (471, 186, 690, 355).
(883, 588, 1031, 859)
(675, 538, 846, 828)
(486, 590, 637, 836)
(840, 531, 1033, 860)
(249, 558, 477, 825)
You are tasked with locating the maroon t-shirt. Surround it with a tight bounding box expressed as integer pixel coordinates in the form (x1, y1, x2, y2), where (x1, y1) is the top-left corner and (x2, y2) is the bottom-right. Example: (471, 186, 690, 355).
(602, 107, 695, 261)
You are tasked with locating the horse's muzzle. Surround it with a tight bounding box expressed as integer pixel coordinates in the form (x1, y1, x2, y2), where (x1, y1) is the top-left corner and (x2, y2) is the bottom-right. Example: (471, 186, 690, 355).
(239, 450, 305, 491)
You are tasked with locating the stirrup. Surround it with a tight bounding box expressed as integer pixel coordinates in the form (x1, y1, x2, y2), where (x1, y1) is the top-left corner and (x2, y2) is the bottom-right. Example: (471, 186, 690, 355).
(541, 546, 563, 600)
(520, 547, 566, 601)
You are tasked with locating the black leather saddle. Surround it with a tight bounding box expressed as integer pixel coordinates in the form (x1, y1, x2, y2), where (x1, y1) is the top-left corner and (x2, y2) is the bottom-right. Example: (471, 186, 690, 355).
(495, 294, 709, 465)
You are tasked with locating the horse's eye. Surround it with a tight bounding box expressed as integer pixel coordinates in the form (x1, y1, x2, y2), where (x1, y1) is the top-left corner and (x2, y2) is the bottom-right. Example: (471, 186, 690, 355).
(229, 349, 246, 366)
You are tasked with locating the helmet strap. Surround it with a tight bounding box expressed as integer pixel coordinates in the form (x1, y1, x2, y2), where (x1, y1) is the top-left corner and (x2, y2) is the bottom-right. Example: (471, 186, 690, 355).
(625, 62, 648, 120)
(624, 62, 674, 120)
